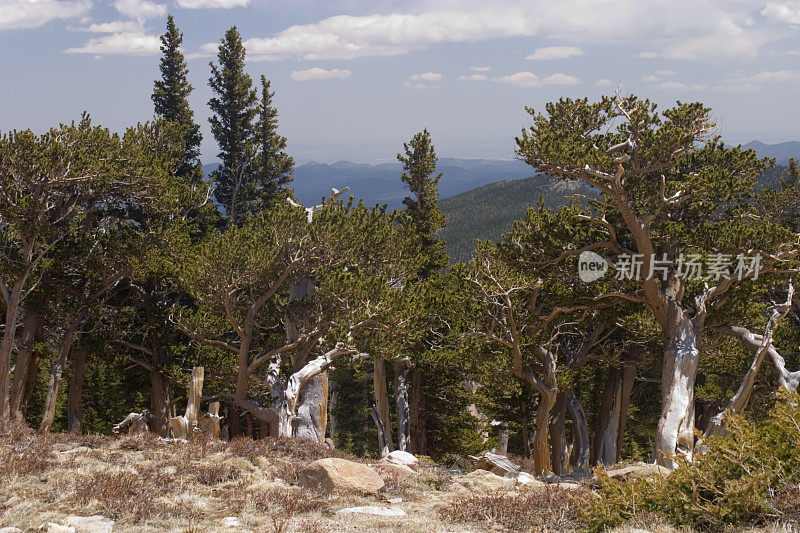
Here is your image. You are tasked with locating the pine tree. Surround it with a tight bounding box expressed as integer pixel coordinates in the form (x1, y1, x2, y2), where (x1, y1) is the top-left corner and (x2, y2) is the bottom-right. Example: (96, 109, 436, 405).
(152, 15, 202, 184)
(398, 129, 448, 276)
(254, 75, 294, 209)
(208, 26, 258, 226)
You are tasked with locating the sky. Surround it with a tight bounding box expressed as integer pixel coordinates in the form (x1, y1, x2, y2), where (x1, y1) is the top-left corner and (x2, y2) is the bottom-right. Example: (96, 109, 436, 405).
(1, 0, 800, 163)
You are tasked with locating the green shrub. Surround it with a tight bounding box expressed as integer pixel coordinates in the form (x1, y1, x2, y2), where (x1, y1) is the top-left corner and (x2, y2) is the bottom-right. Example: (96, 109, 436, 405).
(581, 390, 800, 531)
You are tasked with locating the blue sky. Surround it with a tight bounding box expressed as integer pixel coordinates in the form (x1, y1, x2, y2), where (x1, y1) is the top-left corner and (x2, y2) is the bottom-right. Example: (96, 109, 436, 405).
(1, 0, 800, 163)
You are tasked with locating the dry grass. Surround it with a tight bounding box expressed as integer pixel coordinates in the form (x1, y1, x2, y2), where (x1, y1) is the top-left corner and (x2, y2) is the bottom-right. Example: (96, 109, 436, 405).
(439, 485, 587, 531)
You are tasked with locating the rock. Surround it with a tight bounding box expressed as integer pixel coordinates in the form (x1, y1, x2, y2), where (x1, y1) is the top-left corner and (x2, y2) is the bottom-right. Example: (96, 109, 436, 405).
(515, 472, 545, 487)
(220, 517, 241, 528)
(0, 527, 23, 533)
(298, 458, 384, 494)
(57, 447, 92, 455)
(382, 450, 418, 467)
(606, 462, 669, 480)
(374, 463, 417, 481)
(337, 506, 407, 518)
(386, 497, 402, 504)
(64, 516, 113, 533)
(467, 452, 520, 477)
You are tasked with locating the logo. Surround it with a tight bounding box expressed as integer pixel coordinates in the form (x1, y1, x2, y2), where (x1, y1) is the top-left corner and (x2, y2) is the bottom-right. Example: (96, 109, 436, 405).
(578, 251, 608, 283)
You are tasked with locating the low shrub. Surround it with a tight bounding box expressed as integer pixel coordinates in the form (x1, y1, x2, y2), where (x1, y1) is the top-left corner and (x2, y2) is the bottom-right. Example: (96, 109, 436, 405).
(581, 390, 800, 531)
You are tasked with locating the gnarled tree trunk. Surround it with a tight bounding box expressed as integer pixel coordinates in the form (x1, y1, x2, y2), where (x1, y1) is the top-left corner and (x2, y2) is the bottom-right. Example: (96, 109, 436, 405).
(655, 304, 703, 468)
(67, 347, 87, 434)
(409, 368, 427, 455)
(10, 310, 44, 422)
(565, 390, 590, 472)
(533, 389, 558, 474)
(550, 393, 569, 475)
(594, 360, 637, 466)
(149, 370, 173, 438)
(39, 310, 85, 434)
(372, 357, 393, 454)
(393, 360, 411, 452)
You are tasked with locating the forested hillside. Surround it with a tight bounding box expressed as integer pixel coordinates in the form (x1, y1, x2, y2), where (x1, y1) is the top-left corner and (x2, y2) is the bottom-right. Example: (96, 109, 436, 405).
(439, 176, 587, 262)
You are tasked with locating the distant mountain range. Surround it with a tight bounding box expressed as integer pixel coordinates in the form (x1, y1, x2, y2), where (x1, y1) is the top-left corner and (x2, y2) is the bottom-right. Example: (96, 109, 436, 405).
(742, 141, 800, 165)
(202, 141, 798, 210)
(203, 158, 533, 208)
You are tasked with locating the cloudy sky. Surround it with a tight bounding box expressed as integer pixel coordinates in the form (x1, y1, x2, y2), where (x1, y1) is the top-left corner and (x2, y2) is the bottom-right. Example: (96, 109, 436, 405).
(1, 0, 799, 163)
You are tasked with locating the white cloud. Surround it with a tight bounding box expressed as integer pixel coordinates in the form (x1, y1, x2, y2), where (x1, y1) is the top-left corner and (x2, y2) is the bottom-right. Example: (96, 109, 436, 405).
(459, 74, 488, 81)
(746, 69, 800, 82)
(595, 78, 614, 87)
(526, 46, 584, 60)
(85, 20, 142, 33)
(176, 0, 249, 7)
(542, 73, 581, 85)
(491, 71, 580, 88)
(494, 71, 541, 88)
(217, 1, 776, 63)
(0, 0, 90, 30)
(470, 65, 490, 71)
(64, 32, 161, 55)
(410, 72, 443, 81)
(290, 67, 351, 81)
(762, 2, 800, 25)
(638, 51, 658, 59)
(114, 0, 166, 22)
(788, 49, 800, 56)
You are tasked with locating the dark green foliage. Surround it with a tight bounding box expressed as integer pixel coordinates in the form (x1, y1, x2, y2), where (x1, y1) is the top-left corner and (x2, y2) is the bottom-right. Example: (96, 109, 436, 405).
(399, 129, 448, 276)
(152, 15, 202, 184)
(254, 75, 294, 208)
(208, 26, 258, 225)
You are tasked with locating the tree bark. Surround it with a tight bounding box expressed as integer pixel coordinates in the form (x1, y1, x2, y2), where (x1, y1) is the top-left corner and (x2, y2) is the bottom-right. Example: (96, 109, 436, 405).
(393, 360, 411, 452)
(67, 346, 87, 434)
(594, 360, 637, 466)
(294, 373, 328, 443)
(20, 351, 40, 419)
(565, 390, 590, 472)
(38, 310, 85, 434)
(409, 368, 427, 455)
(0, 278, 25, 419)
(496, 421, 509, 455)
(533, 389, 557, 475)
(371, 404, 391, 458)
(521, 399, 531, 459)
(655, 304, 703, 469)
(550, 393, 569, 475)
(149, 370, 173, 438)
(10, 310, 44, 422)
(372, 357, 393, 453)
(169, 366, 204, 439)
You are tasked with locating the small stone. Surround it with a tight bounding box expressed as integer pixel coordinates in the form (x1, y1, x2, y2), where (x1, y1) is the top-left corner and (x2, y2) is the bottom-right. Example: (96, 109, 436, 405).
(65, 516, 114, 533)
(382, 450, 418, 467)
(220, 517, 241, 528)
(516, 472, 545, 487)
(337, 506, 406, 518)
(0, 527, 23, 533)
(386, 497, 402, 504)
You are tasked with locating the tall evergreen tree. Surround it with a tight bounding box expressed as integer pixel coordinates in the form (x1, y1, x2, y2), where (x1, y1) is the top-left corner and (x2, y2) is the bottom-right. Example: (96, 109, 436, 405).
(398, 129, 448, 276)
(254, 75, 294, 209)
(152, 15, 202, 184)
(208, 26, 258, 226)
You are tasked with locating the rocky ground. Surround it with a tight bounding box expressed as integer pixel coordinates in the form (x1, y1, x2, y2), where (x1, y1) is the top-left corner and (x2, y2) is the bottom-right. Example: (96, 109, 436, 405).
(0, 425, 796, 532)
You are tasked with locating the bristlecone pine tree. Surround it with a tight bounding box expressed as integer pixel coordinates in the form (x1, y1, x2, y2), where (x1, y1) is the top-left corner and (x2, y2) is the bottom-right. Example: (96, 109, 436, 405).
(208, 26, 258, 226)
(152, 15, 202, 184)
(254, 75, 294, 209)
